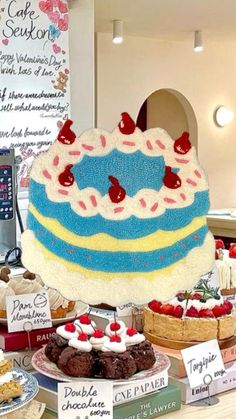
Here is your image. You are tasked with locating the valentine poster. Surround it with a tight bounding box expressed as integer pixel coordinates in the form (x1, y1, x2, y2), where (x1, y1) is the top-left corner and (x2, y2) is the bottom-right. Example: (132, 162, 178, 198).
(0, 0, 70, 190)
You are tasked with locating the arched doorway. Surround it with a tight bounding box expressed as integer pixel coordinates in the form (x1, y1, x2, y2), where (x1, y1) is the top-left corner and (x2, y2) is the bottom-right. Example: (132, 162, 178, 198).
(136, 88, 198, 150)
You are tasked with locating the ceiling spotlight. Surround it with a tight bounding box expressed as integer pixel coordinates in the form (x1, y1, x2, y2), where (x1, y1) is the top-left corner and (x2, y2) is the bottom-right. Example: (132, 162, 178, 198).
(214, 106, 234, 127)
(194, 30, 203, 52)
(113, 20, 123, 44)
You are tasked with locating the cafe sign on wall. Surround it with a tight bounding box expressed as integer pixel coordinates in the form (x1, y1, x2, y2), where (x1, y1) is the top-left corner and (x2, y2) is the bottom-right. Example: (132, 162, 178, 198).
(0, 0, 70, 189)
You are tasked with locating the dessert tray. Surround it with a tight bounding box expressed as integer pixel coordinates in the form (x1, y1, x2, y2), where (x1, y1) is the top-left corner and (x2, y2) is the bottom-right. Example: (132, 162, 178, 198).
(0, 368, 38, 416)
(32, 346, 170, 384)
(0, 301, 89, 326)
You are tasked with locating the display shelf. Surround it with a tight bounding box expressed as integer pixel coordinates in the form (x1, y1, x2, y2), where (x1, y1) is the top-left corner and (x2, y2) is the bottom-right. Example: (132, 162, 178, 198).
(207, 210, 236, 238)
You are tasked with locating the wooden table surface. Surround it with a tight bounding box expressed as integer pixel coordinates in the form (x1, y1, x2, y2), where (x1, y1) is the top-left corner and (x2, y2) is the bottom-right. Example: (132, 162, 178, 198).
(41, 388, 236, 419)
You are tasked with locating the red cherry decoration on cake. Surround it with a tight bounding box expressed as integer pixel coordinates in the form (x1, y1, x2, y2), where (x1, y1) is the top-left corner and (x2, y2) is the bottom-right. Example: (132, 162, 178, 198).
(78, 332, 88, 341)
(110, 322, 121, 332)
(174, 132, 192, 154)
(78, 314, 91, 325)
(58, 164, 74, 187)
(215, 239, 225, 249)
(92, 329, 104, 338)
(118, 112, 136, 135)
(64, 323, 76, 332)
(57, 119, 76, 145)
(229, 244, 236, 258)
(110, 335, 121, 343)
(126, 328, 138, 337)
(108, 176, 126, 203)
(163, 166, 181, 189)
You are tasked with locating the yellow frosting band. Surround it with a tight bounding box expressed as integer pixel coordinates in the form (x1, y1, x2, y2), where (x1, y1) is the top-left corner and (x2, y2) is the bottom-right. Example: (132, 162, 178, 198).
(34, 236, 184, 281)
(29, 204, 206, 252)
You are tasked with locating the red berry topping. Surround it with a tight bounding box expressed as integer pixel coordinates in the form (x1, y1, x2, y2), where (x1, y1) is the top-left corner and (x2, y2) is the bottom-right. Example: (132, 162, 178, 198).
(148, 300, 162, 313)
(212, 305, 225, 318)
(78, 332, 88, 341)
(186, 306, 199, 317)
(172, 305, 184, 318)
(58, 164, 74, 187)
(215, 239, 225, 250)
(191, 293, 202, 300)
(64, 323, 76, 332)
(199, 308, 214, 318)
(93, 329, 104, 338)
(108, 176, 126, 203)
(79, 314, 91, 325)
(126, 328, 137, 337)
(174, 132, 192, 155)
(159, 304, 174, 316)
(110, 322, 121, 332)
(176, 292, 185, 299)
(57, 119, 76, 145)
(110, 335, 121, 343)
(223, 300, 233, 314)
(163, 166, 181, 189)
(118, 112, 136, 135)
(229, 244, 236, 259)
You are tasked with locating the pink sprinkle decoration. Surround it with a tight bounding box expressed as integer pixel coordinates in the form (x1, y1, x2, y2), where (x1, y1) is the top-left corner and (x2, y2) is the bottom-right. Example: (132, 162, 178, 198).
(164, 197, 176, 204)
(194, 169, 202, 178)
(43, 169, 51, 180)
(114, 207, 124, 213)
(139, 198, 147, 208)
(181, 243, 188, 249)
(67, 248, 76, 253)
(175, 158, 189, 164)
(159, 255, 165, 260)
(192, 235, 200, 240)
(58, 189, 69, 195)
(90, 195, 97, 207)
(82, 144, 94, 151)
(146, 140, 153, 150)
(150, 202, 158, 212)
(78, 201, 87, 210)
(156, 139, 166, 150)
(122, 141, 135, 146)
(53, 155, 59, 166)
(186, 178, 197, 187)
(180, 193, 186, 201)
(100, 135, 106, 147)
(173, 253, 179, 258)
(69, 150, 81, 156)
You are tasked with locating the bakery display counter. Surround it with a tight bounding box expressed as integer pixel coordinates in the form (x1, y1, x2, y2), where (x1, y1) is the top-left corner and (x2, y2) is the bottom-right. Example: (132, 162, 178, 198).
(207, 209, 236, 238)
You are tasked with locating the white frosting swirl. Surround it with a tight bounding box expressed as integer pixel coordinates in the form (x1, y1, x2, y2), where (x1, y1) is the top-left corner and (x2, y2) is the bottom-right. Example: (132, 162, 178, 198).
(125, 331, 145, 347)
(105, 320, 126, 337)
(8, 277, 43, 295)
(169, 295, 224, 313)
(74, 319, 96, 335)
(102, 337, 127, 353)
(0, 282, 15, 310)
(89, 335, 109, 351)
(31, 125, 208, 221)
(56, 325, 78, 340)
(46, 287, 69, 309)
(0, 372, 13, 385)
(69, 337, 92, 352)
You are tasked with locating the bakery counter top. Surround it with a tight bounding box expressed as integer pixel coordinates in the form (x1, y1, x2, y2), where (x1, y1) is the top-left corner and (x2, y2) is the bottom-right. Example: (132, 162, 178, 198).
(41, 389, 236, 419)
(207, 209, 236, 238)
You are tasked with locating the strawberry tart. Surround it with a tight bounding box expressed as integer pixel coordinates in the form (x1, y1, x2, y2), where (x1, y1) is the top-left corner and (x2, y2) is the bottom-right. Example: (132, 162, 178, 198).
(21, 114, 214, 306)
(215, 239, 236, 295)
(144, 280, 236, 344)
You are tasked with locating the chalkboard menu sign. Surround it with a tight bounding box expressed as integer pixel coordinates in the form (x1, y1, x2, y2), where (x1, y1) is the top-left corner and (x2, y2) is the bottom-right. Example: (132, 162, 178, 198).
(0, 0, 70, 189)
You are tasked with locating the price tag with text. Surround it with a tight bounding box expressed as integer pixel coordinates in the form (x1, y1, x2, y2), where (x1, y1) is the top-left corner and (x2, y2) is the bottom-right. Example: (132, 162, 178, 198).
(116, 303, 133, 317)
(181, 339, 226, 388)
(58, 381, 113, 419)
(6, 291, 52, 332)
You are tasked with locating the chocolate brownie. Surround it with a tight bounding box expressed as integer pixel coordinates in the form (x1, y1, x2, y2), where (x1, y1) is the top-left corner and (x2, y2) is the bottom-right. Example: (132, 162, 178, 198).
(98, 351, 137, 379)
(127, 340, 156, 371)
(58, 347, 96, 377)
(45, 333, 68, 364)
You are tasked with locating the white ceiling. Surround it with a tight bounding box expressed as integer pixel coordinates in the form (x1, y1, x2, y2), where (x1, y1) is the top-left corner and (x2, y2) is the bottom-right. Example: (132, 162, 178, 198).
(95, 0, 236, 42)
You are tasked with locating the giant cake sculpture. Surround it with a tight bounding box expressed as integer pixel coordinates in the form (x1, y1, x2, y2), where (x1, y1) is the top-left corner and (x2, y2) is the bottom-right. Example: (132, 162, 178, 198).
(21, 113, 214, 305)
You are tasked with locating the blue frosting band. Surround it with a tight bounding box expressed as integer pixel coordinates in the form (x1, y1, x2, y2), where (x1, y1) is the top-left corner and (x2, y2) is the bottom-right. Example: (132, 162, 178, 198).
(29, 180, 210, 239)
(28, 211, 208, 273)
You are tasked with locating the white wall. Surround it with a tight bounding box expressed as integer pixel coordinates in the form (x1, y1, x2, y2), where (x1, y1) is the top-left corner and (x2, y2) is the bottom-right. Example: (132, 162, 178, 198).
(96, 32, 236, 209)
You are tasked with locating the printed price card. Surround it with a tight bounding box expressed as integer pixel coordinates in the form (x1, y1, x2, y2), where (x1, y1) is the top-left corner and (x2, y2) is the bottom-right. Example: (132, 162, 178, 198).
(116, 303, 133, 317)
(6, 291, 52, 332)
(181, 339, 226, 388)
(58, 382, 113, 419)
